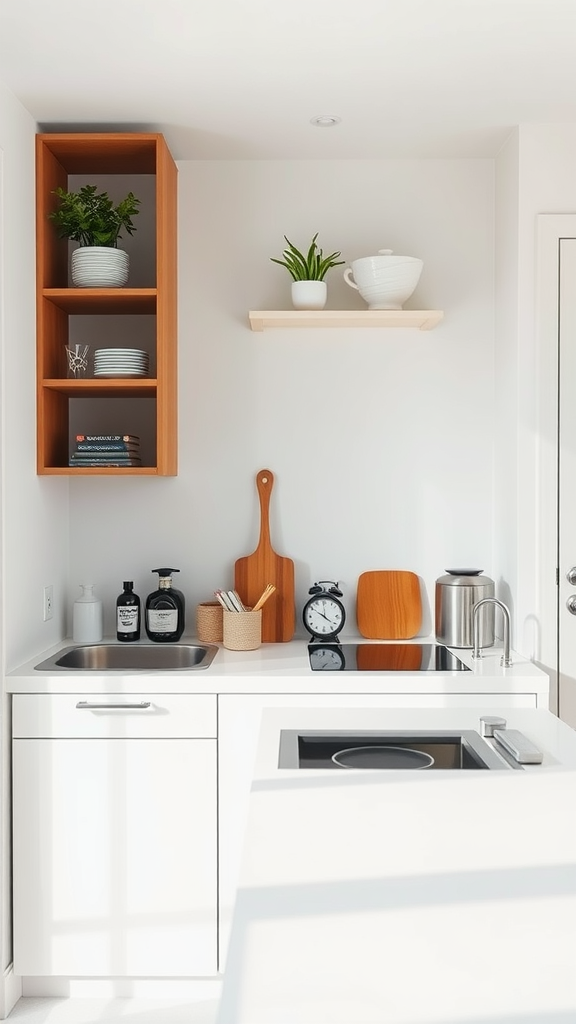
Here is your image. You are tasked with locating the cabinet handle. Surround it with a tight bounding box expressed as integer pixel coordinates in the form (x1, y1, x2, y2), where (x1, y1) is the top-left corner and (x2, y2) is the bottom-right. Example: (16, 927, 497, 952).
(75, 701, 152, 710)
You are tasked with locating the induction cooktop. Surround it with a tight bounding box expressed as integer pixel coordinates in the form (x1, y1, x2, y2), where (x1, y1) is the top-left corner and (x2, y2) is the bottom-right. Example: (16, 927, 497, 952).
(307, 643, 470, 672)
(278, 729, 509, 769)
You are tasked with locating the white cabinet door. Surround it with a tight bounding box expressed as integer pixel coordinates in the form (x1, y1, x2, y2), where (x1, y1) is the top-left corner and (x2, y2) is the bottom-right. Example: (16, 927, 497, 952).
(13, 737, 217, 977)
(559, 237, 576, 728)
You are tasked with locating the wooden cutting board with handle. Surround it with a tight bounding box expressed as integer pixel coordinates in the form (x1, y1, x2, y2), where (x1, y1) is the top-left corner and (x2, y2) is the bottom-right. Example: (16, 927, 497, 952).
(234, 469, 295, 642)
(356, 570, 422, 639)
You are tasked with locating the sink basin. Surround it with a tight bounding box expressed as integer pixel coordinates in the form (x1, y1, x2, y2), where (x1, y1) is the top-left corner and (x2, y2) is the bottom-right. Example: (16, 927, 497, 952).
(34, 643, 219, 672)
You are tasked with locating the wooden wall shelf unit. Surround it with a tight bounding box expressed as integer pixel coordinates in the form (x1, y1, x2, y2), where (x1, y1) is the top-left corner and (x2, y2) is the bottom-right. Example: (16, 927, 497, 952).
(36, 133, 177, 476)
(248, 310, 444, 332)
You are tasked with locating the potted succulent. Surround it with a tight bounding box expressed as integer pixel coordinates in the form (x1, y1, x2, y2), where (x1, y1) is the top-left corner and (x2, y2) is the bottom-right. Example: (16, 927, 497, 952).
(270, 233, 344, 309)
(49, 184, 141, 287)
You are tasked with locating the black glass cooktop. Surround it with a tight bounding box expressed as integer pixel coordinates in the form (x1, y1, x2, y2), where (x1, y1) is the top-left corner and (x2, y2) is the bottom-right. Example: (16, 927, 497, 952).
(307, 643, 470, 672)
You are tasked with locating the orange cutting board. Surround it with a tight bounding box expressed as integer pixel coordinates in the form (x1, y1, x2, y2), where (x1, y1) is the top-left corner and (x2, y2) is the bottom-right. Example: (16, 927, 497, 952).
(234, 469, 295, 642)
(356, 570, 422, 639)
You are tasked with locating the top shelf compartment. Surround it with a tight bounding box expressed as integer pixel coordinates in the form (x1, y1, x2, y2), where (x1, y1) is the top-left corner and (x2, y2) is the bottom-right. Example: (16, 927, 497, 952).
(248, 310, 444, 331)
(37, 133, 162, 292)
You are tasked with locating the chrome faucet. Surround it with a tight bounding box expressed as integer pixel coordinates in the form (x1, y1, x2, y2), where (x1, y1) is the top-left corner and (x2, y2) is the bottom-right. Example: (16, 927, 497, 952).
(472, 598, 513, 667)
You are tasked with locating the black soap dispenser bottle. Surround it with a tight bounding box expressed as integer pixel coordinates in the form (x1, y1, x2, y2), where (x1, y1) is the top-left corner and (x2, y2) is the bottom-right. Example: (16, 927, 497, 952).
(145, 568, 185, 642)
(116, 581, 141, 642)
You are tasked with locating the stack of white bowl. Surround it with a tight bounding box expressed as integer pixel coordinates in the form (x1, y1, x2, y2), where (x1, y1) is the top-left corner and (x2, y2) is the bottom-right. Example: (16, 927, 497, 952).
(94, 348, 149, 378)
(71, 247, 129, 288)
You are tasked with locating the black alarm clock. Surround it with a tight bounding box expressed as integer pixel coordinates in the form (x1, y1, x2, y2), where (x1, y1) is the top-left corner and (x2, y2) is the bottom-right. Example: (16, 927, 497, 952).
(302, 581, 346, 642)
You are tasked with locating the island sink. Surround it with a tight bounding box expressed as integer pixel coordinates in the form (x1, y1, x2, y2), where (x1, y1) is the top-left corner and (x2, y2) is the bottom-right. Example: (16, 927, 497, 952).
(34, 643, 219, 672)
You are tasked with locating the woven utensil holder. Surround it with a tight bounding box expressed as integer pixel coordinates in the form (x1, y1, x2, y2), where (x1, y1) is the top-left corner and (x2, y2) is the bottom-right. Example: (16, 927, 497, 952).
(196, 602, 223, 643)
(222, 609, 262, 651)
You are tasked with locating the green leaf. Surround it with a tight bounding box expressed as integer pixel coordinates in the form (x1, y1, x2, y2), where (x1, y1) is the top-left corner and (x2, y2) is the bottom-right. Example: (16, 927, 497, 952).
(270, 233, 343, 281)
(317, 250, 345, 279)
(48, 184, 141, 246)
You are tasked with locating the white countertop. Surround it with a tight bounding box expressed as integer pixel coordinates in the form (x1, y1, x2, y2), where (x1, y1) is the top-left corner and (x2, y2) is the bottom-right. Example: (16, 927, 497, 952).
(218, 705, 576, 1024)
(6, 635, 550, 695)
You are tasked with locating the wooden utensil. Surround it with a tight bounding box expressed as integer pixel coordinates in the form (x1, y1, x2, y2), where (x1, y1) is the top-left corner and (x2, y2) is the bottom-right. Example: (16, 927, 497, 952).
(252, 584, 276, 612)
(356, 570, 422, 639)
(234, 470, 295, 642)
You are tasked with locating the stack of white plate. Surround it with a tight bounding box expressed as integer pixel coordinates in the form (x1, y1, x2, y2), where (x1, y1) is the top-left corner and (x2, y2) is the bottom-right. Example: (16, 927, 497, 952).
(94, 348, 150, 378)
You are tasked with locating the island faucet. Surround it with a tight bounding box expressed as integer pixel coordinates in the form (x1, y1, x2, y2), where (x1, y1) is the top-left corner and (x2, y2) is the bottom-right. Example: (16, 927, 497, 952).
(472, 597, 512, 667)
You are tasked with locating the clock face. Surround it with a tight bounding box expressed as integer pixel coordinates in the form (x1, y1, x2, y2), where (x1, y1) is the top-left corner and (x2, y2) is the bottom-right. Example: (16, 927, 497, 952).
(303, 596, 345, 638)
(309, 646, 346, 671)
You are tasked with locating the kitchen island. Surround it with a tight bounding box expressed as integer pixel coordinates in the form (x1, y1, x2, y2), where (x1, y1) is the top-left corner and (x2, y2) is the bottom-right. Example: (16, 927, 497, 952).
(218, 705, 576, 1024)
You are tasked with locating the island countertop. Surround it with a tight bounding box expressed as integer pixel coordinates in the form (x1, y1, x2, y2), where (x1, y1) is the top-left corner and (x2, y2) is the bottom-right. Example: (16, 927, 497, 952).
(218, 705, 576, 1024)
(6, 636, 550, 698)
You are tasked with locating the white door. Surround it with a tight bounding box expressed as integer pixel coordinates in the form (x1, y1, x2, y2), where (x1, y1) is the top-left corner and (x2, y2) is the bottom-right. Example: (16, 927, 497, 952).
(559, 237, 576, 727)
(13, 738, 217, 976)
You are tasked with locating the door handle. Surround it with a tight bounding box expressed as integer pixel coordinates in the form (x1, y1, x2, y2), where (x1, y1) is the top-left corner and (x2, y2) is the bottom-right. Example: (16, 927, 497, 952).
(566, 596, 576, 615)
(566, 568, 576, 586)
(76, 701, 152, 710)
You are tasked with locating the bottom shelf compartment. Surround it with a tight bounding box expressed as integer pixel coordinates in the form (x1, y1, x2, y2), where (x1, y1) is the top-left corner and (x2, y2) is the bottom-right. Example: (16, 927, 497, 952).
(38, 391, 167, 474)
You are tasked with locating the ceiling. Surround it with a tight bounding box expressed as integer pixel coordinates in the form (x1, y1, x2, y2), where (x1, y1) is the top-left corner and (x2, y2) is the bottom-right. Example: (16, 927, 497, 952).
(1, 0, 576, 161)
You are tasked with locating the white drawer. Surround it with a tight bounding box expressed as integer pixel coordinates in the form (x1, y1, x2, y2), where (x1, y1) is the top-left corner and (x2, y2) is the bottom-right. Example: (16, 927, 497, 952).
(12, 693, 217, 738)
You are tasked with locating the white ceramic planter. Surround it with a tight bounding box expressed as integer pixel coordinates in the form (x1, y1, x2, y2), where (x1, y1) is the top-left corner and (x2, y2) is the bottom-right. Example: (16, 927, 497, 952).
(71, 246, 129, 288)
(291, 280, 327, 310)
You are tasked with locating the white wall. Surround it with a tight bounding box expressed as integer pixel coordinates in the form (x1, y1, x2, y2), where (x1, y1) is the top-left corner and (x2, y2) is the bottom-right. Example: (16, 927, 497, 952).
(494, 131, 519, 627)
(68, 158, 495, 637)
(0, 87, 69, 675)
(0, 76, 68, 1015)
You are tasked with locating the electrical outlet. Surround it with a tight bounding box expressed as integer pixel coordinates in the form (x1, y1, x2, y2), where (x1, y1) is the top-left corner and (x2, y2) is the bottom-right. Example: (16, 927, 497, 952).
(43, 585, 54, 621)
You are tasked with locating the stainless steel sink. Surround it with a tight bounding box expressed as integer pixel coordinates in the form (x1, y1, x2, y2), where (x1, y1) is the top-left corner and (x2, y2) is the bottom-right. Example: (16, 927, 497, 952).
(34, 643, 219, 672)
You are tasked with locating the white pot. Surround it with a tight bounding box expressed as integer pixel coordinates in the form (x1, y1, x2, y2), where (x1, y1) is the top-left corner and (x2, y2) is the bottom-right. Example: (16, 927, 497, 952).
(291, 280, 327, 311)
(71, 247, 129, 288)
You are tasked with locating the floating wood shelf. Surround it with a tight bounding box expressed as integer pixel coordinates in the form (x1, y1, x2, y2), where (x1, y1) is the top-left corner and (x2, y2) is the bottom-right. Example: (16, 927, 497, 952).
(248, 310, 444, 332)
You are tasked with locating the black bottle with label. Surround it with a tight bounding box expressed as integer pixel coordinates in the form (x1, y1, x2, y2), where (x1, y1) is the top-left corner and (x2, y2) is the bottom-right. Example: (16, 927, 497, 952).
(145, 568, 185, 642)
(116, 581, 141, 642)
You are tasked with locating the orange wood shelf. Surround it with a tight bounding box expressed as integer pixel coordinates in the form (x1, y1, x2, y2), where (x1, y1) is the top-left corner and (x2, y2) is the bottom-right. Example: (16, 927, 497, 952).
(36, 132, 177, 476)
(42, 288, 157, 314)
(36, 466, 164, 477)
(42, 378, 157, 398)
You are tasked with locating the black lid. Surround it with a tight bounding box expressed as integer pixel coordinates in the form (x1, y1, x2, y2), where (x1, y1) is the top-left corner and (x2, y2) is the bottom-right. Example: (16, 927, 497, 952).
(152, 568, 180, 575)
(123, 581, 134, 588)
(445, 568, 483, 576)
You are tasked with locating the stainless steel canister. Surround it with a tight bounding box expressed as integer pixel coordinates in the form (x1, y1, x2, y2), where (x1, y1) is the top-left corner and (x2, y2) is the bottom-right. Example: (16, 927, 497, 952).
(434, 569, 495, 648)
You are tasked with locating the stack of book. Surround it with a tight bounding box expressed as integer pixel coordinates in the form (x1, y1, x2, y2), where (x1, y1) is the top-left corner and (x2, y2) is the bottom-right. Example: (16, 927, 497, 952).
(69, 434, 142, 468)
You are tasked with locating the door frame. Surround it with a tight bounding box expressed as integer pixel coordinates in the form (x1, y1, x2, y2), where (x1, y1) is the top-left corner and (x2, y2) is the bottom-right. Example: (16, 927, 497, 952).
(536, 214, 576, 717)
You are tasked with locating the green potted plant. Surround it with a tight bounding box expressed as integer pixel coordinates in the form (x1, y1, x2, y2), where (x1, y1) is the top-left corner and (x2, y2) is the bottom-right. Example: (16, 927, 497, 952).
(270, 233, 344, 309)
(49, 184, 141, 288)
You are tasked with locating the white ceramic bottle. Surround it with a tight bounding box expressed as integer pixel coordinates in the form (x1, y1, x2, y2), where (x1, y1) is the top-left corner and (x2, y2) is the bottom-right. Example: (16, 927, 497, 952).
(73, 584, 103, 643)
